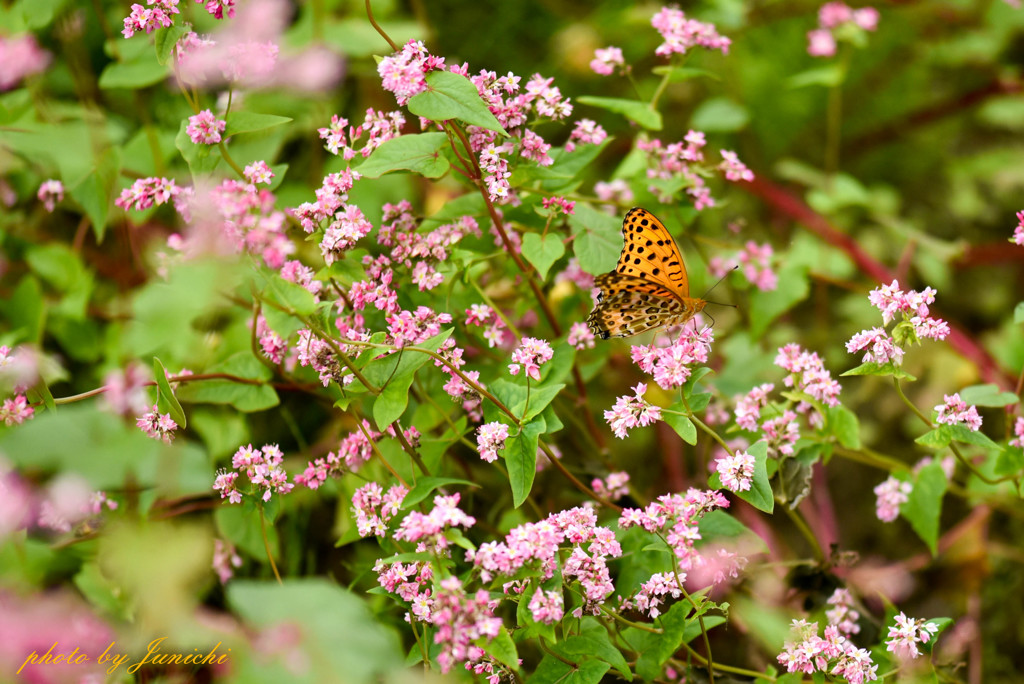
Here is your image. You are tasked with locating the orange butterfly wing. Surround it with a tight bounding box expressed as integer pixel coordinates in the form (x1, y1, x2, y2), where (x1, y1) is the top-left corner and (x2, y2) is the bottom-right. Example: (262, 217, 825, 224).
(615, 207, 691, 298)
(586, 208, 707, 339)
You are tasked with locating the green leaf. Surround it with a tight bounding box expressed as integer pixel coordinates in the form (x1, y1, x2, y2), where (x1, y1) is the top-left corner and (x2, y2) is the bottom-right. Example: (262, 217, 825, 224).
(711, 441, 774, 513)
(787, 65, 845, 89)
(516, 588, 558, 642)
(98, 52, 168, 89)
(690, 97, 750, 132)
(2, 275, 45, 343)
(154, 24, 190, 65)
(698, 510, 769, 553)
(624, 599, 690, 680)
(995, 447, 1024, 477)
(153, 357, 186, 428)
(841, 361, 917, 381)
(568, 203, 621, 274)
(174, 119, 221, 176)
(959, 383, 1020, 407)
(663, 409, 697, 445)
(521, 233, 566, 280)
(916, 424, 1000, 450)
(651, 65, 721, 82)
(532, 655, 610, 684)
(553, 625, 631, 681)
(399, 477, 477, 508)
(228, 579, 403, 683)
(749, 263, 810, 338)
(577, 95, 662, 130)
(67, 145, 121, 241)
(489, 378, 565, 422)
(224, 112, 293, 137)
(175, 352, 279, 412)
(356, 132, 450, 178)
(1015, 301, 1024, 324)
(480, 628, 519, 672)
(373, 376, 413, 428)
(827, 405, 861, 448)
(506, 418, 544, 507)
(903, 463, 947, 555)
(407, 71, 507, 134)
(262, 271, 317, 316)
(361, 331, 453, 428)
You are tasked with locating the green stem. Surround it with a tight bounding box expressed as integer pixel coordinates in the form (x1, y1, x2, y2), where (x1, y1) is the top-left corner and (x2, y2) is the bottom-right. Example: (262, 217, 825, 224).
(259, 508, 283, 584)
(784, 506, 825, 563)
(218, 141, 246, 179)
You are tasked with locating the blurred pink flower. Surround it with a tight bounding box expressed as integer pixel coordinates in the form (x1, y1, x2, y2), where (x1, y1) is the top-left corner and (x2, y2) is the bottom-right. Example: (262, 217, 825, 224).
(0, 34, 51, 91)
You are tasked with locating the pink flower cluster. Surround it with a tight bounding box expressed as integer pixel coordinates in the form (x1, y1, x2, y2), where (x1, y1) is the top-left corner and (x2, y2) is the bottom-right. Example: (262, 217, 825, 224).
(710, 241, 777, 291)
(631, 325, 714, 390)
(508, 337, 554, 381)
(429, 577, 504, 674)
(826, 588, 861, 635)
(476, 422, 510, 463)
(626, 572, 686, 619)
(592, 471, 630, 500)
(590, 46, 625, 75)
(377, 40, 441, 104)
(0, 34, 51, 91)
(115, 177, 183, 213)
(1013, 211, 1024, 246)
(934, 393, 982, 432)
(567, 321, 595, 350)
(320, 205, 374, 266)
(37, 180, 63, 213)
(594, 179, 634, 207)
(638, 132, 748, 209)
(719, 150, 754, 182)
(351, 481, 408, 537)
(465, 304, 508, 349)
(885, 612, 939, 660)
(394, 493, 476, 552)
(469, 507, 622, 615)
(735, 383, 774, 431)
(651, 7, 731, 56)
(292, 168, 360, 232)
(213, 444, 293, 504)
(542, 196, 575, 215)
(318, 110, 406, 160)
(243, 160, 274, 185)
(1011, 417, 1024, 448)
(122, 0, 180, 39)
(293, 421, 386, 487)
(527, 588, 564, 624)
(716, 450, 755, 492)
(186, 109, 227, 145)
(213, 539, 242, 583)
(135, 405, 178, 443)
(873, 475, 911, 522)
(847, 280, 950, 366)
(0, 395, 34, 426)
(777, 619, 878, 683)
(619, 489, 730, 571)
(198, 0, 235, 20)
(776, 343, 842, 408)
(101, 363, 151, 417)
(807, 2, 879, 58)
(604, 383, 663, 439)
(565, 118, 608, 152)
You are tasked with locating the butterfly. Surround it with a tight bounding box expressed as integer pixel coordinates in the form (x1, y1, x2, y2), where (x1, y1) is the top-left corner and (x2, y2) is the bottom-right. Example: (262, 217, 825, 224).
(586, 207, 707, 339)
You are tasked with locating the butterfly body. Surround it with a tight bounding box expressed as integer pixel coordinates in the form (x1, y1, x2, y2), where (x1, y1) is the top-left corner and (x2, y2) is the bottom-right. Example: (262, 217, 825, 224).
(586, 207, 706, 339)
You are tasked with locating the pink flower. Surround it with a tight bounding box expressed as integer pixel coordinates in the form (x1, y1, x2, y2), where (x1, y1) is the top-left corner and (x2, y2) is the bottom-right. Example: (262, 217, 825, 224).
(378, 40, 436, 104)
(826, 588, 861, 636)
(735, 383, 774, 431)
(215, 443, 293, 503)
(604, 383, 663, 439)
(853, 7, 880, 30)
(651, 7, 731, 57)
(243, 160, 274, 185)
(115, 177, 182, 212)
(761, 410, 800, 455)
(0, 395, 34, 426)
(738, 240, 777, 291)
(568, 321, 595, 350)
(101, 363, 150, 416)
(1011, 416, 1024, 448)
(819, 2, 854, 28)
(775, 343, 842, 407)
(1013, 211, 1024, 246)
(528, 588, 564, 624)
(186, 109, 226, 145)
(508, 337, 554, 381)
(590, 46, 624, 75)
(845, 327, 904, 365)
(197, 0, 235, 19)
(591, 471, 630, 500)
(394, 493, 475, 549)
(934, 393, 982, 432)
(885, 612, 939, 660)
(0, 34, 51, 90)
(213, 538, 243, 583)
(717, 450, 755, 492)
(807, 28, 837, 57)
(542, 196, 575, 215)
(136, 405, 178, 443)
(719, 150, 754, 182)
(351, 482, 408, 537)
(594, 179, 634, 205)
(808, 3, 879, 58)
(631, 326, 714, 390)
(37, 180, 64, 212)
(873, 476, 911, 522)
(477, 422, 510, 463)
(777, 620, 878, 682)
(122, 0, 179, 39)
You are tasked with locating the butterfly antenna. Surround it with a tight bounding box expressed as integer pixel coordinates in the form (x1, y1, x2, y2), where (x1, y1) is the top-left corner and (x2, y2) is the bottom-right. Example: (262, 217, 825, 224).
(701, 265, 738, 299)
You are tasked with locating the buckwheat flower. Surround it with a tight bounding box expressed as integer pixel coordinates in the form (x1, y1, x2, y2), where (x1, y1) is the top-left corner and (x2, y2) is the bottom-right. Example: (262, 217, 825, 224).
(528, 589, 564, 624)
(508, 337, 554, 381)
(807, 28, 837, 57)
(187, 109, 226, 145)
(0, 395, 34, 426)
(1013, 211, 1024, 246)
(477, 422, 510, 463)
(122, 1, 177, 39)
(826, 588, 861, 636)
(868, 280, 936, 324)
(819, 2, 854, 28)
(352, 482, 408, 537)
(735, 383, 774, 431)
(651, 6, 731, 56)
(394, 493, 475, 549)
(0, 34, 51, 90)
(102, 363, 150, 417)
(590, 46, 624, 75)
(568, 321, 595, 350)
(115, 177, 182, 212)
(630, 572, 685, 619)
(777, 620, 878, 682)
(935, 393, 982, 431)
(846, 327, 905, 365)
(719, 150, 754, 182)
(604, 383, 663, 439)
(591, 471, 630, 500)
(886, 612, 939, 660)
(135, 405, 178, 443)
(1011, 417, 1024, 448)
(775, 343, 842, 407)
(387, 307, 453, 348)
(198, 0, 235, 19)
(594, 179, 634, 205)
(213, 470, 241, 503)
(212, 539, 242, 583)
(378, 39, 434, 104)
(430, 577, 504, 674)
(320, 205, 373, 264)
(37, 180, 64, 212)
(565, 119, 607, 153)
(243, 160, 274, 185)
(873, 476, 911, 522)
(853, 7, 880, 30)
(762, 410, 800, 455)
(541, 196, 575, 215)
(717, 450, 755, 492)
